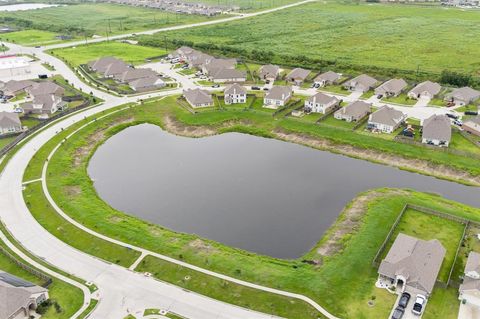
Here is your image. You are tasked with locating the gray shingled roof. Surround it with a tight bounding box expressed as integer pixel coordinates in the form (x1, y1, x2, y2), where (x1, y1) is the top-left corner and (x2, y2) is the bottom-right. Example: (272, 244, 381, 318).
(286, 68, 310, 81)
(314, 71, 341, 83)
(259, 64, 279, 79)
(1, 80, 35, 95)
(103, 61, 130, 77)
(369, 106, 406, 127)
(183, 88, 213, 105)
(378, 233, 446, 295)
(375, 78, 408, 95)
(446, 87, 480, 103)
(409, 81, 441, 97)
(203, 58, 236, 75)
(224, 83, 247, 95)
(211, 68, 246, 80)
(115, 68, 157, 82)
(88, 57, 124, 72)
(307, 92, 338, 105)
(265, 86, 292, 100)
(344, 74, 378, 89)
(0, 111, 21, 129)
(335, 100, 371, 118)
(27, 81, 64, 97)
(0, 270, 48, 319)
(422, 114, 452, 142)
(128, 76, 164, 90)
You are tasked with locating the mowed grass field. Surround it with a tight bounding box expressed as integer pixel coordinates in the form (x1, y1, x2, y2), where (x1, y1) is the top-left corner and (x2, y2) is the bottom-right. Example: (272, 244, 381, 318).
(154, 1, 480, 74)
(51, 42, 166, 66)
(0, 3, 218, 45)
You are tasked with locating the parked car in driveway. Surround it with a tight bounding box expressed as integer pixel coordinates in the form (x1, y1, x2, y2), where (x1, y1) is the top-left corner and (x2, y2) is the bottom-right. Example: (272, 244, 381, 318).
(412, 295, 426, 315)
(392, 306, 404, 319)
(398, 292, 411, 308)
(212, 84, 220, 88)
(446, 112, 459, 120)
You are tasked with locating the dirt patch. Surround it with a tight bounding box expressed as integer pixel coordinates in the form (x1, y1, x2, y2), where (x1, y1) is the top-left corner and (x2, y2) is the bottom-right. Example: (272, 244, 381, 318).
(163, 115, 218, 138)
(273, 129, 480, 186)
(108, 215, 124, 224)
(64, 185, 81, 197)
(72, 116, 134, 167)
(316, 189, 408, 258)
(188, 238, 218, 254)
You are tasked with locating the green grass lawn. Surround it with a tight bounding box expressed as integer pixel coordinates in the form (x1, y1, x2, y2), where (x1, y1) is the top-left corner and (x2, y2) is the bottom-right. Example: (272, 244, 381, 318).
(0, 136, 16, 149)
(383, 93, 417, 106)
(319, 113, 356, 129)
(0, 3, 220, 46)
(381, 208, 465, 283)
(450, 131, 480, 153)
(319, 85, 349, 96)
(148, 1, 480, 75)
(185, 0, 301, 11)
(0, 30, 64, 46)
(51, 42, 166, 66)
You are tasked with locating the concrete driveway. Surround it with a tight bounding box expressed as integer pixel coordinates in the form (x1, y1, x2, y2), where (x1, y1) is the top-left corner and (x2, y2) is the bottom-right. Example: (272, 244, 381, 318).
(414, 96, 431, 107)
(388, 293, 425, 319)
(458, 302, 480, 319)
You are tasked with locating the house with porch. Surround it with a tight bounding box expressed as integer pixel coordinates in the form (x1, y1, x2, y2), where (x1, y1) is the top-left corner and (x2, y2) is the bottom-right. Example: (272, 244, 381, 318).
(286, 68, 310, 86)
(408, 81, 442, 100)
(445, 87, 480, 106)
(343, 74, 378, 93)
(304, 92, 339, 114)
(258, 64, 280, 82)
(334, 100, 371, 122)
(263, 86, 292, 109)
(367, 106, 407, 133)
(313, 71, 341, 87)
(224, 83, 247, 104)
(421, 114, 452, 147)
(374, 78, 408, 97)
(0, 270, 49, 319)
(378, 233, 445, 297)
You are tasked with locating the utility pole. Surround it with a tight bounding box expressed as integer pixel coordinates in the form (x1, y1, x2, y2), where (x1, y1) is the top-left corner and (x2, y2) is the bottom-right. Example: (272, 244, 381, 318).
(164, 35, 168, 53)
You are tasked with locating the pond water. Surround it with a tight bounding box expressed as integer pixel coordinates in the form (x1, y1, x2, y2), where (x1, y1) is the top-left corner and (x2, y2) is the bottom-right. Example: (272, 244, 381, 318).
(88, 124, 480, 259)
(0, 3, 61, 11)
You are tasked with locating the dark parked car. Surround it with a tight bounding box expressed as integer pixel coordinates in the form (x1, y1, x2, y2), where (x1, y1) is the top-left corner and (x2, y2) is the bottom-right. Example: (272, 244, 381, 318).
(377, 94, 383, 99)
(263, 87, 269, 91)
(251, 86, 260, 90)
(391, 306, 404, 319)
(398, 292, 411, 308)
(465, 111, 479, 116)
(446, 113, 459, 120)
(38, 74, 48, 79)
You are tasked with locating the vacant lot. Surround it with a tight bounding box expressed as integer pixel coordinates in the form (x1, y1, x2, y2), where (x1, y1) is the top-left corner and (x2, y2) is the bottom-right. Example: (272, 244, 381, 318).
(0, 3, 217, 45)
(151, 2, 480, 74)
(185, 0, 301, 11)
(52, 42, 166, 66)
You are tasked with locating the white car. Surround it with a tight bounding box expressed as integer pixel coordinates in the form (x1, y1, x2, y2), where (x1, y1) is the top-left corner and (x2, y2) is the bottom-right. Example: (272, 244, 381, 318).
(412, 294, 426, 315)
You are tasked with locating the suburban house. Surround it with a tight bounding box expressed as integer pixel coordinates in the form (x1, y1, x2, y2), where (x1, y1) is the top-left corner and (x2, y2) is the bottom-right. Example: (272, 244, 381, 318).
(183, 88, 213, 108)
(422, 114, 452, 147)
(25, 81, 65, 98)
(374, 78, 408, 97)
(463, 116, 480, 137)
(378, 233, 446, 297)
(258, 64, 280, 82)
(169, 46, 196, 60)
(334, 100, 371, 122)
(22, 94, 66, 118)
(210, 68, 247, 83)
(129, 77, 165, 92)
(201, 58, 236, 76)
(114, 68, 158, 83)
(0, 111, 22, 135)
(408, 81, 442, 99)
(185, 52, 213, 68)
(313, 71, 341, 87)
(367, 106, 407, 133)
(224, 83, 247, 104)
(304, 92, 339, 114)
(0, 80, 35, 97)
(445, 87, 480, 106)
(263, 86, 293, 109)
(87, 57, 125, 73)
(286, 68, 311, 85)
(343, 74, 378, 93)
(103, 61, 130, 78)
(0, 270, 49, 319)
(459, 252, 480, 310)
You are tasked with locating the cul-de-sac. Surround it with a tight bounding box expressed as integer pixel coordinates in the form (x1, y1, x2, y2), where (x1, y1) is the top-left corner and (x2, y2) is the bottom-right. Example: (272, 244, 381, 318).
(0, 0, 480, 318)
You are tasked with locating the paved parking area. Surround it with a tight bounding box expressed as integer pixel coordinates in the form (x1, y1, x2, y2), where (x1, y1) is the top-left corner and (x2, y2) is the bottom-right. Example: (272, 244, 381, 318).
(388, 292, 425, 319)
(0, 61, 57, 82)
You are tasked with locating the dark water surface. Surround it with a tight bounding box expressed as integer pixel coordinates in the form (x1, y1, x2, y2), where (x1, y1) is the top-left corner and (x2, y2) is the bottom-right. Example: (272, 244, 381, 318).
(88, 124, 480, 258)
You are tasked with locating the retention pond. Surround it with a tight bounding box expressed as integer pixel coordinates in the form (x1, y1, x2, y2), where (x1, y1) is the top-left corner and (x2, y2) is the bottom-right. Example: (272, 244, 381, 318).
(88, 124, 480, 258)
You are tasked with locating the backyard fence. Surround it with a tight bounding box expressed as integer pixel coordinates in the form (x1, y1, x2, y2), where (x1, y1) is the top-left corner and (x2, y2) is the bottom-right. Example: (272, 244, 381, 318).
(0, 100, 92, 158)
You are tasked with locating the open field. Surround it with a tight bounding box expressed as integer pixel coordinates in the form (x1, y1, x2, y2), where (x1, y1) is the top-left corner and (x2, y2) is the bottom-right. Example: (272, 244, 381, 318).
(0, 3, 219, 45)
(145, 2, 480, 76)
(51, 42, 166, 66)
(17, 96, 480, 318)
(185, 0, 301, 11)
(0, 29, 63, 46)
